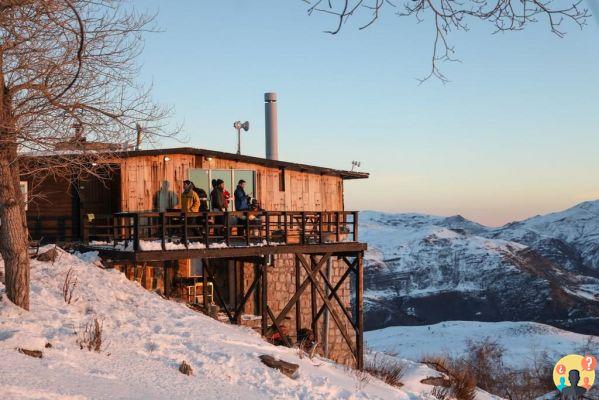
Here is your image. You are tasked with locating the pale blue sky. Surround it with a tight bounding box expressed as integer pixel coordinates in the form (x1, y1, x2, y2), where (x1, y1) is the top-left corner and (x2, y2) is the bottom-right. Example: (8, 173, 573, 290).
(138, 1, 599, 226)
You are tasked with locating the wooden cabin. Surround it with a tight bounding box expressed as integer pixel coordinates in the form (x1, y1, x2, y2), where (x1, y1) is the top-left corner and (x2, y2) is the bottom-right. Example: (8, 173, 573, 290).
(22, 147, 369, 368)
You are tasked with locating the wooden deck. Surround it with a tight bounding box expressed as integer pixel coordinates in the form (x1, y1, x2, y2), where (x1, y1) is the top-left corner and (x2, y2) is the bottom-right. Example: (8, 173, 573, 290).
(80, 241, 367, 262)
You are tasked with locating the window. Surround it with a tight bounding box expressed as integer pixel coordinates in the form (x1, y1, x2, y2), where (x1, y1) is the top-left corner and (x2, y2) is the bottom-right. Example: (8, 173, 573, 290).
(188, 169, 256, 211)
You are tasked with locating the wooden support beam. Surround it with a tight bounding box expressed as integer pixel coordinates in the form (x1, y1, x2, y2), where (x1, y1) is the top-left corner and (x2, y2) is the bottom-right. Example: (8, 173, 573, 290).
(202, 259, 208, 311)
(234, 267, 261, 321)
(79, 242, 367, 263)
(204, 260, 235, 323)
(295, 255, 301, 333)
(298, 253, 357, 358)
(356, 251, 364, 370)
(163, 261, 171, 298)
(310, 255, 318, 343)
(261, 261, 268, 336)
(160, 212, 166, 251)
(266, 305, 292, 347)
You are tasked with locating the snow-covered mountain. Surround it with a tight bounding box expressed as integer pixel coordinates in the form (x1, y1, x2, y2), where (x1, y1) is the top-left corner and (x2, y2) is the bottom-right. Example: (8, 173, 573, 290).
(490, 200, 599, 276)
(361, 201, 599, 335)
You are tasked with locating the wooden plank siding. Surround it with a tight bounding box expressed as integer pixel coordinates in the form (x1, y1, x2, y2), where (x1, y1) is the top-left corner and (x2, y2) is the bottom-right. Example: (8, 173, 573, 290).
(118, 154, 344, 212)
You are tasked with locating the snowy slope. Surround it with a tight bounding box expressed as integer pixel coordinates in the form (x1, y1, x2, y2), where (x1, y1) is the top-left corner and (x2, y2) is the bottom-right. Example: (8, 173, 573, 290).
(361, 205, 599, 334)
(366, 321, 597, 368)
(0, 247, 499, 400)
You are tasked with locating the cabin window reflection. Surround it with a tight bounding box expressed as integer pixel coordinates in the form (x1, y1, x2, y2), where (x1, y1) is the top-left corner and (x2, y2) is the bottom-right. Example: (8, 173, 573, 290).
(188, 169, 256, 211)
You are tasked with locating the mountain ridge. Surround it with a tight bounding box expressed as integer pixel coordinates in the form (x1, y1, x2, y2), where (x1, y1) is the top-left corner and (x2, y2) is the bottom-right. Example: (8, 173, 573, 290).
(361, 200, 599, 334)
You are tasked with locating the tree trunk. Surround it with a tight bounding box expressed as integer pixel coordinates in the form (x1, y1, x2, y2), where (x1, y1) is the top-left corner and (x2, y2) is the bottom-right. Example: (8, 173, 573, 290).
(0, 77, 30, 310)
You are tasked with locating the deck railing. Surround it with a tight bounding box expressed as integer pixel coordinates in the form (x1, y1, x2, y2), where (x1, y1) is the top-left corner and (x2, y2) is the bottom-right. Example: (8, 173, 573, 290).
(82, 211, 359, 251)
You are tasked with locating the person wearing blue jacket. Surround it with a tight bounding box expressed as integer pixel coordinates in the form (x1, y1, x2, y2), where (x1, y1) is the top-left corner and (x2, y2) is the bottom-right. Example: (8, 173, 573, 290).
(234, 180, 250, 211)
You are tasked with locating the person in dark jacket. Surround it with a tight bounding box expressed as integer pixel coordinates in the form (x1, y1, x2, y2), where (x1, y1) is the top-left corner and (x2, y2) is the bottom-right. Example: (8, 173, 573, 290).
(210, 179, 226, 236)
(210, 179, 226, 212)
(234, 180, 251, 236)
(234, 180, 250, 211)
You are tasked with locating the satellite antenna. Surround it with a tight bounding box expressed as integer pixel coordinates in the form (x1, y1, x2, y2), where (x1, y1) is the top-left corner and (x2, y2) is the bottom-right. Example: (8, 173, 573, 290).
(233, 121, 250, 155)
(351, 160, 361, 171)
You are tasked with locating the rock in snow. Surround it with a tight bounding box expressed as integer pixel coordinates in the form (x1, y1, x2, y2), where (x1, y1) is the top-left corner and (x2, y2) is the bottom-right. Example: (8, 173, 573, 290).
(0, 246, 498, 399)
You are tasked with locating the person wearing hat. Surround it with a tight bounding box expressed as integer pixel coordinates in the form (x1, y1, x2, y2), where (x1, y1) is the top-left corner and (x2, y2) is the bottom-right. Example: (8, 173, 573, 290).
(181, 180, 200, 213)
(210, 179, 226, 212)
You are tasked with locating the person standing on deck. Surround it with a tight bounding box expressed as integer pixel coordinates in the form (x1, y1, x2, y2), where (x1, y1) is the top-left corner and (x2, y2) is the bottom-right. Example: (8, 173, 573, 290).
(234, 179, 250, 236)
(234, 179, 250, 211)
(181, 180, 200, 212)
(210, 179, 226, 212)
(211, 179, 227, 236)
(181, 180, 201, 239)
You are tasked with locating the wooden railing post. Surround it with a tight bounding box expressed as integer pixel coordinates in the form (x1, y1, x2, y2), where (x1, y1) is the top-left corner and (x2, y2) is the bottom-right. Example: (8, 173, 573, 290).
(224, 211, 230, 246)
(283, 211, 288, 244)
(182, 212, 188, 248)
(160, 212, 166, 251)
(204, 212, 210, 248)
(245, 212, 250, 246)
(335, 212, 341, 242)
(319, 212, 324, 244)
(301, 212, 306, 245)
(113, 216, 118, 247)
(265, 212, 271, 245)
(353, 211, 359, 242)
(133, 213, 140, 251)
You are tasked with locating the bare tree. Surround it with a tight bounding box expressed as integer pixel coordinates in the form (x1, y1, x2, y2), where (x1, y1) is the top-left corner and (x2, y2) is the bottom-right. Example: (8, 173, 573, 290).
(0, 0, 173, 310)
(304, 0, 589, 82)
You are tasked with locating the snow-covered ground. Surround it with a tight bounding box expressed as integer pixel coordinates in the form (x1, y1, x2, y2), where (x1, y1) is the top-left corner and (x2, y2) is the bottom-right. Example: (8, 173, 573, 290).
(0, 247, 500, 399)
(366, 321, 598, 368)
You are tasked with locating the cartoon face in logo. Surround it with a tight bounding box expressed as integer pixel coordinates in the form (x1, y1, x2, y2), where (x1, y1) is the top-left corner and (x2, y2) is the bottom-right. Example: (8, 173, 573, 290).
(553, 354, 596, 394)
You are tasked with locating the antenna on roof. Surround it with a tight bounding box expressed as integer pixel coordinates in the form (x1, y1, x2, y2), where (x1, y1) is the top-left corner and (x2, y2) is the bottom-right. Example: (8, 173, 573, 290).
(233, 121, 250, 155)
(351, 160, 361, 171)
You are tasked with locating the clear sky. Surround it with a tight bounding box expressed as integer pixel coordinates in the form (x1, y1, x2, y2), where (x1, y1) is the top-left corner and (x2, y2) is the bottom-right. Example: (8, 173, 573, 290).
(137, 1, 599, 226)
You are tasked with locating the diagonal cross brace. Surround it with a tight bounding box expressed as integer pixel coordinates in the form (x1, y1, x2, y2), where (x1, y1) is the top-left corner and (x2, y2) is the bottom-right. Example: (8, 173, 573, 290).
(297, 254, 357, 358)
(270, 253, 332, 329)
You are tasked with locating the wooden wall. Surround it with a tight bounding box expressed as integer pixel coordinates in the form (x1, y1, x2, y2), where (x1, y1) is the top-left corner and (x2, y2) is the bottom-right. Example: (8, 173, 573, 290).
(26, 176, 73, 218)
(119, 154, 194, 212)
(118, 154, 345, 212)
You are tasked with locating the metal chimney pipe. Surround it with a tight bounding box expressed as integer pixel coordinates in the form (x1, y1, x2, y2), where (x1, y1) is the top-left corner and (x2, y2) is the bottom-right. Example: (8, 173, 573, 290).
(264, 92, 278, 160)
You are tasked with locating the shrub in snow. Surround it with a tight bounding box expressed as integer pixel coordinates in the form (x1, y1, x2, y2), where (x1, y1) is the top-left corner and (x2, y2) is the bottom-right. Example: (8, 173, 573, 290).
(62, 267, 78, 304)
(364, 353, 405, 388)
(179, 361, 193, 376)
(77, 317, 104, 352)
(421, 356, 476, 400)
